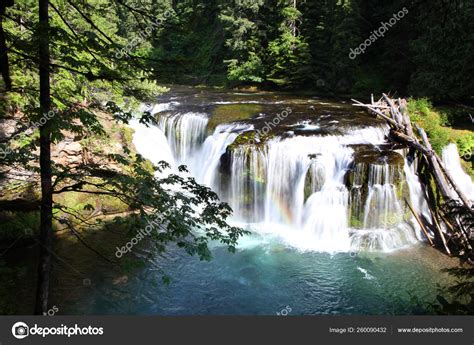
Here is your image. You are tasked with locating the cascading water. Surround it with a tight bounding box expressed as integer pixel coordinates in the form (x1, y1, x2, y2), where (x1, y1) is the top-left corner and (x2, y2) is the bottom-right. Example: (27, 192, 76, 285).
(442, 143, 474, 200)
(349, 163, 418, 251)
(158, 112, 208, 164)
(404, 158, 432, 239)
(215, 127, 418, 252)
(253, 134, 359, 252)
(129, 118, 175, 171)
(193, 123, 253, 189)
(362, 164, 402, 229)
(228, 145, 266, 222)
(131, 100, 433, 253)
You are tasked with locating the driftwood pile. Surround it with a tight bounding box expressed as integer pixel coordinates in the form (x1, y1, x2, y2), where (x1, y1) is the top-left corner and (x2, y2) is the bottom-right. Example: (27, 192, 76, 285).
(353, 94, 473, 257)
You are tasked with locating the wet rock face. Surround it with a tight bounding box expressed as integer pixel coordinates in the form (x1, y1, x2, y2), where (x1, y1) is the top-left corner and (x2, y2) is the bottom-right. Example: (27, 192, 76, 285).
(219, 149, 232, 176)
(304, 157, 326, 201)
(346, 148, 405, 187)
(344, 148, 409, 229)
(352, 147, 405, 166)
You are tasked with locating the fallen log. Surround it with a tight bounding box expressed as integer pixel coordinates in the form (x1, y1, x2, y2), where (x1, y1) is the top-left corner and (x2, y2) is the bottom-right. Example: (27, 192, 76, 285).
(351, 99, 403, 130)
(382, 93, 403, 125)
(427, 201, 451, 255)
(405, 199, 434, 246)
(433, 153, 473, 209)
(353, 94, 473, 257)
(416, 127, 454, 200)
(390, 131, 430, 155)
(398, 98, 415, 138)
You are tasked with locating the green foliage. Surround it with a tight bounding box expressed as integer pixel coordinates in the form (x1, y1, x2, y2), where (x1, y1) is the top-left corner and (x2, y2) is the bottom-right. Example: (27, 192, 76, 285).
(85, 0, 474, 99)
(1, 0, 248, 281)
(149, 0, 227, 84)
(434, 266, 474, 315)
(266, 26, 312, 87)
(408, 0, 474, 100)
(351, 70, 386, 98)
(0, 211, 39, 240)
(407, 98, 474, 156)
(219, 0, 265, 84)
(225, 53, 264, 83)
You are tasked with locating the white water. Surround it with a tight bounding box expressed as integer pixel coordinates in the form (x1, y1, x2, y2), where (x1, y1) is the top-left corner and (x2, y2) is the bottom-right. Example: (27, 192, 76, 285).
(158, 112, 208, 165)
(442, 143, 474, 201)
(131, 102, 435, 252)
(193, 123, 253, 189)
(404, 158, 432, 239)
(129, 119, 175, 170)
(362, 164, 402, 229)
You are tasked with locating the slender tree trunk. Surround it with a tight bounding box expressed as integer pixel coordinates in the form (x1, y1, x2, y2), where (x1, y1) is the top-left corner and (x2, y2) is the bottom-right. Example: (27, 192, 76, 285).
(34, 0, 53, 315)
(0, 16, 11, 90)
(292, 0, 297, 37)
(0, 1, 14, 91)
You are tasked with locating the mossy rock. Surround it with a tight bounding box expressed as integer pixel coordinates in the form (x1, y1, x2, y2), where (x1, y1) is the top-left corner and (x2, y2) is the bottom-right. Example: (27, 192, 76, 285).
(349, 214, 363, 228)
(303, 158, 325, 201)
(208, 104, 263, 134)
(345, 148, 405, 188)
(344, 148, 408, 228)
(352, 148, 405, 166)
(228, 130, 273, 152)
(348, 187, 365, 228)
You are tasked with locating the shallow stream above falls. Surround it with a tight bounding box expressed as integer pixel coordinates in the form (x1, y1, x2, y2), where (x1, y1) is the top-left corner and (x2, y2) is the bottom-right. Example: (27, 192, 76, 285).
(41, 88, 468, 315)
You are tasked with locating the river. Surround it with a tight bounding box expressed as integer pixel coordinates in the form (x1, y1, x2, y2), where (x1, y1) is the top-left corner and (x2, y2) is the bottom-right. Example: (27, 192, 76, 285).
(31, 87, 465, 315)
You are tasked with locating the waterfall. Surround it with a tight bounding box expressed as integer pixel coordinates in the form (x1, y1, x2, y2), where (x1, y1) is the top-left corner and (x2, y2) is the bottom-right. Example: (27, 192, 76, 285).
(441, 143, 474, 200)
(226, 134, 354, 251)
(362, 164, 402, 229)
(229, 145, 266, 222)
(344, 163, 417, 251)
(225, 128, 403, 252)
(404, 158, 432, 239)
(193, 123, 253, 189)
(158, 112, 209, 164)
(129, 119, 175, 170)
(131, 100, 429, 253)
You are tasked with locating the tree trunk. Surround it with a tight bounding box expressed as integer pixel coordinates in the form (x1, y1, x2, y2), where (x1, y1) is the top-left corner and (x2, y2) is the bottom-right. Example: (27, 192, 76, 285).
(417, 127, 454, 200)
(0, 17, 11, 90)
(0, 0, 14, 90)
(34, 0, 53, 315)
(292, 0, 297, 37)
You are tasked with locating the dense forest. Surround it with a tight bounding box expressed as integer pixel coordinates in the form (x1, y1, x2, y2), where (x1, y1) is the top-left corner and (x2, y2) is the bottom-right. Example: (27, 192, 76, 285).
(0, 0, 473, 316)
(2, 0, 474, 98)
(142, 0, 474, 100)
